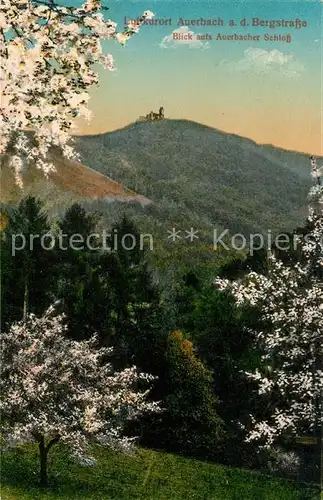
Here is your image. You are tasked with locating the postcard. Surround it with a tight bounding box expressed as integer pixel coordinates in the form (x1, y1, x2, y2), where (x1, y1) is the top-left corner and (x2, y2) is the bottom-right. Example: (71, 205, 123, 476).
(1, 0, 322, 497)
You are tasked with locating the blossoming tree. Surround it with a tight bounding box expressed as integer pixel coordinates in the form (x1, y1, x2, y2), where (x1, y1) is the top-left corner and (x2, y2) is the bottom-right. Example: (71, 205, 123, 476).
(214, 165, 323, 449)
(0, 305, 159, 485)
(0, 0, 154, 185)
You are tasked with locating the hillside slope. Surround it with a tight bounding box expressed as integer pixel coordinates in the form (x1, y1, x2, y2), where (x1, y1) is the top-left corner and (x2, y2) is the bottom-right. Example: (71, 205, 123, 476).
(0, 152, 151, 210)
(75, 119, 315, 235)
(1, 444, 318, 499)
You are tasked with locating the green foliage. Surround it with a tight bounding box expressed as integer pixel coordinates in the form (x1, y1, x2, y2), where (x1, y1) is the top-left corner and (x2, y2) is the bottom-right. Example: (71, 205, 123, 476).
(1, 196, 57, 327)
(56, 203, 106, 341)
(58, 203, 99, 241)
(97, 216, 167, 371)
(143, 330, 224, 460)
(189, 288, 260, 390)
(217, 248, 269, 279)
(173, 276, 263, 466)
(55, 209, 167, 376)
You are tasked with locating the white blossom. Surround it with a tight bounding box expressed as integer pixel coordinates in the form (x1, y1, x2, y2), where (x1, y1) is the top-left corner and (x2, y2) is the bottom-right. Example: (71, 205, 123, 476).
(0, 307, 160, 468)
(0, 1, 154, 183)
(215, 181, 323, 447)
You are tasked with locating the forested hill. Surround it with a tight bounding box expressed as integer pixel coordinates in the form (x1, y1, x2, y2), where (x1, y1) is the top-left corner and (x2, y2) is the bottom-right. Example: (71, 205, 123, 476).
(75, 119, 316, 235)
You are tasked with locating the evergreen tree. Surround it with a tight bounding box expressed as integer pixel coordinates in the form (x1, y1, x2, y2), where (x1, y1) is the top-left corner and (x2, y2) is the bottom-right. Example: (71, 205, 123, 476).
(56, 203, 106, 340)
(1, 196, 56, 327)
(104, 216, 166, 371)
(141, 331, 224, 460)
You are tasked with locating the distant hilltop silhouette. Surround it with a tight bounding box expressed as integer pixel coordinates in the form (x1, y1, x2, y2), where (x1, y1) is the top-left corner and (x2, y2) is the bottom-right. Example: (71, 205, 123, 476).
(137, 106, 164, 122)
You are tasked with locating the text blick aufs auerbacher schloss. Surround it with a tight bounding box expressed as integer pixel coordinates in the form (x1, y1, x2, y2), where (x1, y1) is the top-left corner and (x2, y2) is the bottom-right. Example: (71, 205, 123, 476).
(124, 15, 308, 43)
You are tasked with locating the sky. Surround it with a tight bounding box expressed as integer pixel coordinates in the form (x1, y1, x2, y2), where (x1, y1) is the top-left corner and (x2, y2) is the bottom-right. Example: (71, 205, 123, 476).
(75, 0, 322, 155)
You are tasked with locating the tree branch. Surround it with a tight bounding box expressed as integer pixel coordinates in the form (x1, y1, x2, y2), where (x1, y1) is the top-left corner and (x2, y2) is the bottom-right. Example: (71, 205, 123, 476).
(46, 435, 60, 452)
(32, 431, 44, 443)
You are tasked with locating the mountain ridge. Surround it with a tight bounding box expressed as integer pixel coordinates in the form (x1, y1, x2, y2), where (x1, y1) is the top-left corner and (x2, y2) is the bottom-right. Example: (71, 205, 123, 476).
(2, 119, 318, 236)
(76, 119, 319, 158)
(74, 118, 314, 235)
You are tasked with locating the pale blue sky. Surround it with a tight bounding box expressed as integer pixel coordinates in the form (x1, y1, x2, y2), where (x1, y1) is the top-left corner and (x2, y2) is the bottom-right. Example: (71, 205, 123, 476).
(75, 0, 322, 154)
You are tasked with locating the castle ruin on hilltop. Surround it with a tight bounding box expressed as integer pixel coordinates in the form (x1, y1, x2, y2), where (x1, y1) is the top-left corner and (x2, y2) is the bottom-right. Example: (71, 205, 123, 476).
(137, 107, 164, 122)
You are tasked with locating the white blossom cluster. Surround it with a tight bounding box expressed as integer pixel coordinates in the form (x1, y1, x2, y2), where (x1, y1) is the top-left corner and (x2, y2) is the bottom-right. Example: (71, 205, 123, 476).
(215, 184, 323, 447)
(0, 305, 160, 462)
(0, 1, 154, 186)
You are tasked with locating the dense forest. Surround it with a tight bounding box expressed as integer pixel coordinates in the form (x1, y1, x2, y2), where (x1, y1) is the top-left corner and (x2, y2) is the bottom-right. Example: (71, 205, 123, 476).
(1, 194, 321, 493)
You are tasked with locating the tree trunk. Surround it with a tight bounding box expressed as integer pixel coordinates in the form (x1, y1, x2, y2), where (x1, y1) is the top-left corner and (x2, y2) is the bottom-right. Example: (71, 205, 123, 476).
(36, 434, 59, 487)
(39, 438, 48, 487)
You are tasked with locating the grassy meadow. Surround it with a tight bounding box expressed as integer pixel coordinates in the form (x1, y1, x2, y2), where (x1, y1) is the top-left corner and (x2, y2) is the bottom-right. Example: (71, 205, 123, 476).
(0, 445, 319, 500)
